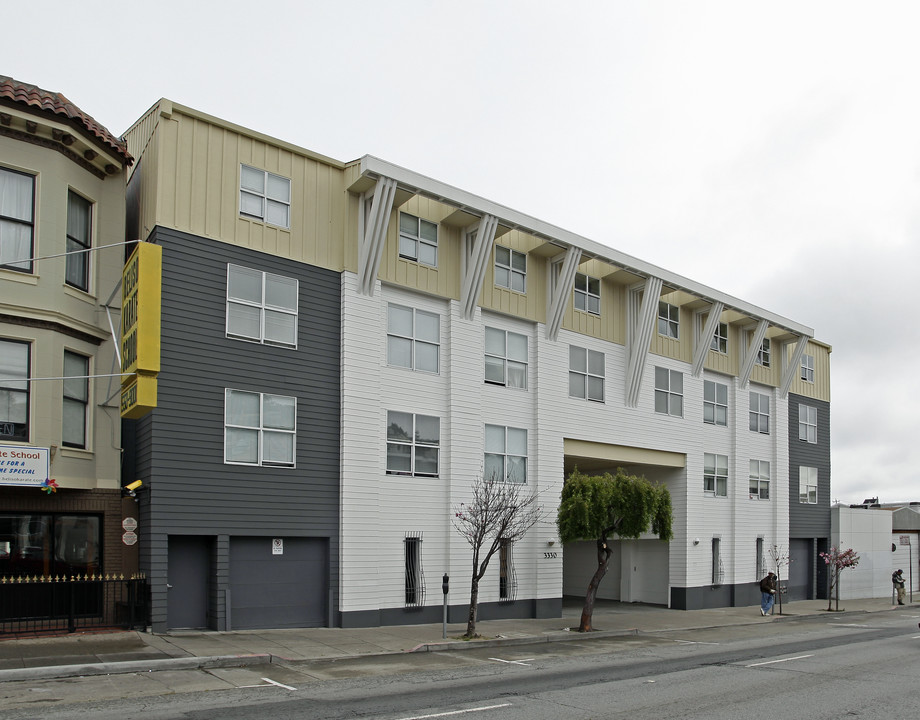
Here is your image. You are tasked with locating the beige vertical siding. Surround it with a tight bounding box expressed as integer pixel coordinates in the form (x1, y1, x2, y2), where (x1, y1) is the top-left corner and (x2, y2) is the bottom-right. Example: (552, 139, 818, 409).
(788, 341, 831, 401)
(478, 229, 546, 323)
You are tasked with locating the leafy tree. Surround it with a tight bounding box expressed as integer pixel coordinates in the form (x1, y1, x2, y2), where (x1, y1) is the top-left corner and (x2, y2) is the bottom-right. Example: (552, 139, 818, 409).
(819, 546, 860, 611)
(557, 468, 673, 632)
(452, 473, 541, 638)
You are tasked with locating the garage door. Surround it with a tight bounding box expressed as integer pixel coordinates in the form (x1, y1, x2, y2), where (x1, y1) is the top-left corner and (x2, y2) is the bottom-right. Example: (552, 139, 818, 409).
(229, 537, 328, 630)
(787, 539, 812, 601)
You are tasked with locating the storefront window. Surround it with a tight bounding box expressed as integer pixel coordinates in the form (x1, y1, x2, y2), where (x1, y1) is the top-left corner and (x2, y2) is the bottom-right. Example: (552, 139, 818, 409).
(0, 514, 101, 577)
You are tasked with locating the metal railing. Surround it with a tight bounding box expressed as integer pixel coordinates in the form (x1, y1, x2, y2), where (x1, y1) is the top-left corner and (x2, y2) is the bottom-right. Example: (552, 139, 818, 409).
(0, 573, 148, 635)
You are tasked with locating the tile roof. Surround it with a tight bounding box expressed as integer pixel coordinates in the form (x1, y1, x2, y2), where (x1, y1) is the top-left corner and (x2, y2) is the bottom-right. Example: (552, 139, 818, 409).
(0, 75, 131, 164)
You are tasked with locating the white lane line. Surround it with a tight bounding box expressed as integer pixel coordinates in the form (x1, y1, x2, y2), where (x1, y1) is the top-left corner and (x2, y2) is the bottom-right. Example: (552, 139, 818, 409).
(747, 654, 814, 667)
(396, 703, 513, 720)
(488, 657, 534, 666)
(673, 639, 720, 645)
(828, 623, 870, 628)
(262, 677, 297, 690)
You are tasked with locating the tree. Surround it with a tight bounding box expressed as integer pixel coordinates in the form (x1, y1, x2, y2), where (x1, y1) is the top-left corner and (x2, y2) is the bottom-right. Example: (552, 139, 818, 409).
(452, 473, 541, 639)
(820, 546, 860, 612)
(557, 468, 673, 632)
(767, 544, 792, 615)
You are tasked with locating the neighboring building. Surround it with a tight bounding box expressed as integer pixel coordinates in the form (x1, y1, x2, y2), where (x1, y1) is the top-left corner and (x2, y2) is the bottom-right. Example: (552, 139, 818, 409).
(0, 78, 133, 587)
(123, 99, 831, 631)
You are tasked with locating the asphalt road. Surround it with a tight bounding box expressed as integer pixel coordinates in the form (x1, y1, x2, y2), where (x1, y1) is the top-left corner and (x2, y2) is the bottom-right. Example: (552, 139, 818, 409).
(2, 610, 918, 719)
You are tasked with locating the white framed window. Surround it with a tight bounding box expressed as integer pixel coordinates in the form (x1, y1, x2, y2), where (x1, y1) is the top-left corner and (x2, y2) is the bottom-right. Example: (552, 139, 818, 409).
(756, 338, 771, 368)
(485, 327, 528, 389)
(499, 538, 517, 601)
(62, 351, 89, 449)
(239, 164, 291, 229)
(703, 380, 728, 426)
(386, 411, 440, 477)
(0, 339, 30, 442)
(569, 346, 605, 402)
(495, 246, 526, 293)
(484, 424, 527, 483)
(799, 466, 818, 504)
(749, 460, 770, 500)
(65, 191, 92, 291)
(704, 453, 728, 497)
(801, 354, 815, 382)
(386, 304, 439, 373)
(799, 403, 817, 443)
(654, 367, 683, 417)
(226, 264, 298, 347)
(0, 167, 35, 272)
(756, 537, 765, 579)
(658, 301, 679, 339)
(749, 391, 770, 434)
(398, 212, 438, 266)
(574, 273, 600, 315)
(710, 322, 728, 353)
(224, 389, 296, 467)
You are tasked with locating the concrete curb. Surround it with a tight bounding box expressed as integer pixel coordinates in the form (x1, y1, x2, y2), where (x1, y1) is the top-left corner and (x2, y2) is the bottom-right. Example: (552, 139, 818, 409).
(411, 627, 639, 653)
(0, 653, 271, 683)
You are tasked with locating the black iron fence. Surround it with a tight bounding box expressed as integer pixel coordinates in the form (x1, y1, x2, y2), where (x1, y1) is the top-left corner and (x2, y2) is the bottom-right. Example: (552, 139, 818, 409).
(0, 574, 148, 635)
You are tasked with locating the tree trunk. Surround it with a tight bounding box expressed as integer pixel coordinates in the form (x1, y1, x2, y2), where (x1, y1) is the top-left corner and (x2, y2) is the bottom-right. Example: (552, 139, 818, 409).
(465, 576, 480, 638)
(827, 568, 834, 612)
(579, 540, 612, 632)
(835, 571, 840, 611)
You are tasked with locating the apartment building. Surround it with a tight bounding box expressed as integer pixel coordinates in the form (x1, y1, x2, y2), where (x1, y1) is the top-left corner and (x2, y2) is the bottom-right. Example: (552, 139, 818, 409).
(123, 99, 831, 630)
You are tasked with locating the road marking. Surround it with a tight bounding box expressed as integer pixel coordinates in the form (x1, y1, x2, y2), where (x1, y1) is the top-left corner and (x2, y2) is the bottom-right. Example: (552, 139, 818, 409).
(828, 623, 870, 628)
(673, 639, 720, 645)
(747, 654, 814, 667)
(396, 703, 513, 720)
(262, 677, 297, 690)
(488, 657, 534, 666)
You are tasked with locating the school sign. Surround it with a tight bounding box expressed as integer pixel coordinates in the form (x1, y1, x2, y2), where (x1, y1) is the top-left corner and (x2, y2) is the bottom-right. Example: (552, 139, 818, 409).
(120, 243, 162, 418)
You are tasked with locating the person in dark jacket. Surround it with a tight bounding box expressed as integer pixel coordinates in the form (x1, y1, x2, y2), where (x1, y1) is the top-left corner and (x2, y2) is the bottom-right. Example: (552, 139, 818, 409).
(760, 571, 777, 615)
(892, 569, 906, 605)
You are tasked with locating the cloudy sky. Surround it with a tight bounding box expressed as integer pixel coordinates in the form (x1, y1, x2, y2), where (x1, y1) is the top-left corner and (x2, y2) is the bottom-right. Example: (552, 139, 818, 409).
(7, 1, 917, 503)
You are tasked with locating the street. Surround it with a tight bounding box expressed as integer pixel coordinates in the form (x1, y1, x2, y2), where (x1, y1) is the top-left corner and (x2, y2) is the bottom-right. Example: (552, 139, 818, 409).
(1, 610, 918, 719)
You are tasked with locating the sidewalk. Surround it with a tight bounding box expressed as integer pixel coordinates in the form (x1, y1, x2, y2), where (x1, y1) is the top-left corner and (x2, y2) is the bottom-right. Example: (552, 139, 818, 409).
(0, 597, 911, 683)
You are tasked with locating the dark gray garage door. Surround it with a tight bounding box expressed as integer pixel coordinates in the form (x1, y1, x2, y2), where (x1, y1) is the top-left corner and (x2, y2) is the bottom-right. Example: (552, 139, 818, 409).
(787, 539, 812, 601)
(229, 537, 327, 630)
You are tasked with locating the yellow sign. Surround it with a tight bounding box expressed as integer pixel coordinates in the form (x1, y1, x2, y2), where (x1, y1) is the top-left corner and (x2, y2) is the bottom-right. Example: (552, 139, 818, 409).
(120, 242, 162, 419)
(120, 374, 158, 419)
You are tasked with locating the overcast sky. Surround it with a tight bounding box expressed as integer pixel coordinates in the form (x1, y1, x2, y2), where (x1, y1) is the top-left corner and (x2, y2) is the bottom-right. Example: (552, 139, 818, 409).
(7, 1, 918, 504)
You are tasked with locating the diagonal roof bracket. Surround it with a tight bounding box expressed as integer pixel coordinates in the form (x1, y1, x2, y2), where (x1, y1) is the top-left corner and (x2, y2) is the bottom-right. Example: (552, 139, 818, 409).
(779, 335, 810, 398)
(460, 214, 498, 320)
(692, 301, 724, 377)
(358, 176, 397, 296)
(546, 246, 582, 341)
(625, 276, 663, 408)
(738, 319, 768, 388)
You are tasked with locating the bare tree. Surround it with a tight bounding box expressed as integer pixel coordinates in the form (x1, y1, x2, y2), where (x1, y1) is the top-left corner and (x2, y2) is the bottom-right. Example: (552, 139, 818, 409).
(452, 473, 541, 638)
(767, 544, 792, 615)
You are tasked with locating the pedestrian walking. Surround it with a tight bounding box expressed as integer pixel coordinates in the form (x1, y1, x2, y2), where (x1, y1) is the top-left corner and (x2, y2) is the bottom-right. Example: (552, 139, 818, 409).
(760, 571, 777, 616)
(892, 569, 906, 605)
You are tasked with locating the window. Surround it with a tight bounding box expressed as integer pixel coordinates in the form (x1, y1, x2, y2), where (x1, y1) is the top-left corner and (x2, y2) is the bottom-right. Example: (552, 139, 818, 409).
(494, 246, 526, 293)
(0, 514, 101, 577)
(387, 305, 439, 373)
(704, 453, 728, 496)
(654, 367, 683, 417)
(485, 327, 528, 389)
(386, 411, 440, 477)
(398, 212, 438, 266)
(749, 460, 770, 500)
(0, 339, 29, 442)
(658, 301, 679, 339)
(712, 538, 723, 586)
(484, 424, 527, 483)
(574, 273, 600, 315)
(0, 167, 34, 272)
(749, 391, 770, 434)
(799, 466, 818, 504)
(224, 389, 296, 467)
(756, 537, 764, 579)
(226, 264, 298, 347)
(499, 538, 517, 601)
(799, 404, 817, 443)
(710, 322, 727, 353)
(801, 354, 815, 382)
(62, 351, 88, 449)
(703, 380, 728, 426)
(404, 533, 425, 607)
(239, 164, 291, 228)
(569, 346, 605, 402)
(756, 339, 771, 368)
(65, 191, 91, 291)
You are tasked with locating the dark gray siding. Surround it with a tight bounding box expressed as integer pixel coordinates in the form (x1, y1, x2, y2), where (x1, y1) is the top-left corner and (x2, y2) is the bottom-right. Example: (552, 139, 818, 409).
(788, 393, 831, 537)
(130, 227, 340, 629)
